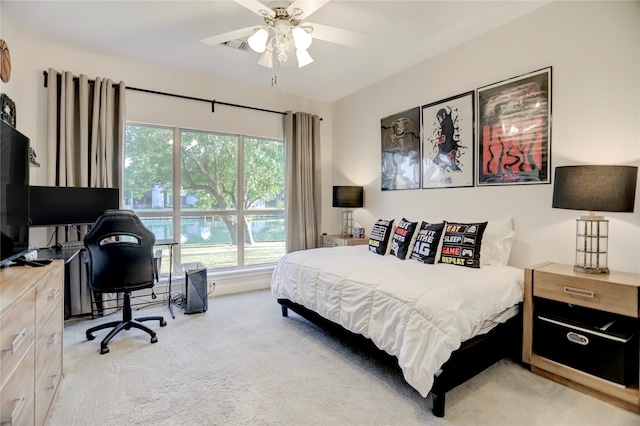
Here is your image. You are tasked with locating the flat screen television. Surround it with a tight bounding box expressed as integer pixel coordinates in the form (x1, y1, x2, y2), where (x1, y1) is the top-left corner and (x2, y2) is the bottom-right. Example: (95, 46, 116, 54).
(29, 186, 120, 227)
(1, 120, 31, 267)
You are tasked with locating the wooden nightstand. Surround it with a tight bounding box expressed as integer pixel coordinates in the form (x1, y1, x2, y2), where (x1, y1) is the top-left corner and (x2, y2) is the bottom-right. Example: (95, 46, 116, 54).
(523, 262, 640, 414)
(322, 234, 368, 248)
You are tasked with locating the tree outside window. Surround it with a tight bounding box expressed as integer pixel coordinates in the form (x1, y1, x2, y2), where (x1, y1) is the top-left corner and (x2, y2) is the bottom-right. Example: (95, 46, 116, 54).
(123, 124, 285, 275)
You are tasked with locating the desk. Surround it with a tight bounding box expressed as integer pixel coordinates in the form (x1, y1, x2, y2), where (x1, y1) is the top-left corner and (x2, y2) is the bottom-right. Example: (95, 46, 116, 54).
(39, 239, 179, 320)
(38, 247, 90, 319)
(154, 239, 179, 318)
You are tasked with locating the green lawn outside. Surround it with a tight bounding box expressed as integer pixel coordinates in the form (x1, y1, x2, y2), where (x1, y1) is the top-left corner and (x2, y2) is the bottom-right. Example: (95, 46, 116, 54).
(155, 241, 286, 275)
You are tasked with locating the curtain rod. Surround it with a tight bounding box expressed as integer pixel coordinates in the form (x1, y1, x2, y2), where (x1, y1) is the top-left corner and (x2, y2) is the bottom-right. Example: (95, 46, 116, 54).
(42, 70, 318, 119)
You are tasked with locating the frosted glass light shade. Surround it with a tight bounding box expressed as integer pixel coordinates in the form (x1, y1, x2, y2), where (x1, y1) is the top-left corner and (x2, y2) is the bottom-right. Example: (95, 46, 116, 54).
(296, 49, 313, 68)
(258, 43, 274, 68)
(248, 28, 269, 53)
(292, 27, 312, 50)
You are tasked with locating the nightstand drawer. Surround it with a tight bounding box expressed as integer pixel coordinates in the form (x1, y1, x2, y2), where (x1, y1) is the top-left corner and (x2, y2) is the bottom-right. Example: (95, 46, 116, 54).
(534, 270, 638, 317)
(322, 236, 344, 247)
(534, 310, 638, 385)
(322, 235, 368, 247)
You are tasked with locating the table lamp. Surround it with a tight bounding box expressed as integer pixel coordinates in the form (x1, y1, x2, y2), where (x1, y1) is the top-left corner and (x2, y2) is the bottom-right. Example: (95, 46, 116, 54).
(552, 165, 638, 274)
(332, 186, 364, 238)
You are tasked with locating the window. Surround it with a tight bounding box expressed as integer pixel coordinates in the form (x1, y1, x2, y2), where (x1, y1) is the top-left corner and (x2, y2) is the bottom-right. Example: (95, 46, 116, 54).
(123, 124, 285, 274)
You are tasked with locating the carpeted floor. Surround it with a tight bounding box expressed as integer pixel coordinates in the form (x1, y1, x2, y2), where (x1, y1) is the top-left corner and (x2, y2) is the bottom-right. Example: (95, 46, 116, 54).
(48, 289, 639, 425)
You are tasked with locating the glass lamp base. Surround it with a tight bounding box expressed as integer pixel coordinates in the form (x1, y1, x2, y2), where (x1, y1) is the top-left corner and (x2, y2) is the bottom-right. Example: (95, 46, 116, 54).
(573, 265, 610, 274)
(575, 216, 609, 275)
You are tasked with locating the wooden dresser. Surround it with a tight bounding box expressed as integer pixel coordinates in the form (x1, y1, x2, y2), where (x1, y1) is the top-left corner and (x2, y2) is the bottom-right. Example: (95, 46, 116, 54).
(1, 261, 64, 425)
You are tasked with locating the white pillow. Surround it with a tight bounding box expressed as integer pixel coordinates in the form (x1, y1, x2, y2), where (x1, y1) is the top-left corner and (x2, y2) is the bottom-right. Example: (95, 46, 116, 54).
(480, 217, 516, 266)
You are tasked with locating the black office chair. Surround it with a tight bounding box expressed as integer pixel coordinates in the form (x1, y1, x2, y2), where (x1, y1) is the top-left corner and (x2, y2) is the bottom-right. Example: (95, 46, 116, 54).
(84, 209, 166, 354)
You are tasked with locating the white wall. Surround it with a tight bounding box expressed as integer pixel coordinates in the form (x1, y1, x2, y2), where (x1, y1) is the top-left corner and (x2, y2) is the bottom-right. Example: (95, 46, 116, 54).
(331, 1, 640, 273)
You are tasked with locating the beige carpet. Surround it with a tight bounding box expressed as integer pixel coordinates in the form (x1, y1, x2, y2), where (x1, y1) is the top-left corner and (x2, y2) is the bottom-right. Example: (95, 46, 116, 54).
(48, 289, 639, 426)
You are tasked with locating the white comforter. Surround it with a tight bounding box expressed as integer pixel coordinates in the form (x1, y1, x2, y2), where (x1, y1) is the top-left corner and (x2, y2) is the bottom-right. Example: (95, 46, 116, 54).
(271, 245, 524, 397)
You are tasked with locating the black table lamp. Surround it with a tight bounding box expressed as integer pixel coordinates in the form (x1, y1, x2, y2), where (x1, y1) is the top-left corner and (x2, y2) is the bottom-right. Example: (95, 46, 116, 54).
(333, 186, 364, 238)
(552, 165, 638, 274)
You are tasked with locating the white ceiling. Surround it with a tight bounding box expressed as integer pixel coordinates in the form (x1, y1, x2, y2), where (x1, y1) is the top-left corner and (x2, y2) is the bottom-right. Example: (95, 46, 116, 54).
(2, 0, 551, 102)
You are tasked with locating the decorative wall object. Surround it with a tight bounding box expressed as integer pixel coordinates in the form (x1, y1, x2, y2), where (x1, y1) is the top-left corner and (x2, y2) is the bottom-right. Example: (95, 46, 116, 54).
(1, 93, 16, 127)
(476, 67, 551, 186)
(0, 39, 11, 83)
(422, 91, 474, 189)
(380, 107, 421, 190)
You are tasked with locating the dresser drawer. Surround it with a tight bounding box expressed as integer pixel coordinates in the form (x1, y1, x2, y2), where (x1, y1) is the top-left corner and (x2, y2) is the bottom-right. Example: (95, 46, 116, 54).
(35, 264, 64, 324)
(533, 270, 638, 317)
(0, 344, 35, 426)
(35, 344, 62, 426)
(1, 290, 35, 387)
(35, 304, 63, 375)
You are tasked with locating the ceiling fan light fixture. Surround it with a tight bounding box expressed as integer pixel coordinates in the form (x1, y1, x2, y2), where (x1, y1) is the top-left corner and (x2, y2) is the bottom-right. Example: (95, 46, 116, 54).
(292, 26, 312, 50)
(296, 49, 314, 68)
(248, 28, 269, 53)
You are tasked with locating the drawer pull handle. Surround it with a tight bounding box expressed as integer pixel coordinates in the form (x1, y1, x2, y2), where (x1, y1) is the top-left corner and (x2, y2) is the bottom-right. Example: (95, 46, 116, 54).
(51, 286, 61, 300)
(10, 329, 27, 354)
(50, 372, 61, 390)
(563, 286, 594, 298)
(4, 393, 26, 425)
(49, 331, 61, 346)
(567, 331, 589, 346)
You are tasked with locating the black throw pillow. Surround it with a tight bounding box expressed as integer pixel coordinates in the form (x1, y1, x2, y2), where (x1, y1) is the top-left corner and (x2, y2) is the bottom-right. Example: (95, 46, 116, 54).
(439, 221, 488, 268)
(368, 218, 395, 255)
(411, 222, 445, 264)
(390, 218, 419, 260)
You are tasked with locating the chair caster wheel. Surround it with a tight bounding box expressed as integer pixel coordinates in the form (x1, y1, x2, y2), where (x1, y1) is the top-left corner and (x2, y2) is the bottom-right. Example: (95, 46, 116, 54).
(160, 320, 167, 327)
(87, 333, 96, 341)
(151, 335, 158, 344)
(100, 346, 109, 354)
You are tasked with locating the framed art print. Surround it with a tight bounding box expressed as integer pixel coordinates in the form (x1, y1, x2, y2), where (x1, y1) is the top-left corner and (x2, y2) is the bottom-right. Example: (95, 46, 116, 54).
(422, 91, 474, 189)
(380, 107, 421, 190)
(477, 67, 551, 186)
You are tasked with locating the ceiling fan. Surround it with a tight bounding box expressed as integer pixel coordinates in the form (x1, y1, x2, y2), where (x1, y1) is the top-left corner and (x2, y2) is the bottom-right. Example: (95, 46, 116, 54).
(201, 0, 366, 69)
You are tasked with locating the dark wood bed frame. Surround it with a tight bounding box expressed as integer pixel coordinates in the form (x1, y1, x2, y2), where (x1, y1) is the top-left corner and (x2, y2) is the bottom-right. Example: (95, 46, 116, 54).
(277, 298, 523, 417)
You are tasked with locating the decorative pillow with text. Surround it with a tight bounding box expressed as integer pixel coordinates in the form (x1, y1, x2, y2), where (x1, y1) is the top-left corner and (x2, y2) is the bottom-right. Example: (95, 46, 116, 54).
(410, 222, 445, 264)
(390, 218, 419, 260)
(368, 218, 395, 255)
(439, 221, 487, 268)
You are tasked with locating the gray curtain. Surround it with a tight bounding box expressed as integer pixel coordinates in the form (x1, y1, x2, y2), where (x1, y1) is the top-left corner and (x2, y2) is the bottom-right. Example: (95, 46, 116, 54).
(46, 68, 125, 188)
(284, 111, 321, 252)
(46, 68, 125, 317)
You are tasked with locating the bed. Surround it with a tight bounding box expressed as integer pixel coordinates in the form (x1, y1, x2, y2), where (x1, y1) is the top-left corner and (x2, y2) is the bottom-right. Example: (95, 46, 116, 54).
(271, 218, 524, 417)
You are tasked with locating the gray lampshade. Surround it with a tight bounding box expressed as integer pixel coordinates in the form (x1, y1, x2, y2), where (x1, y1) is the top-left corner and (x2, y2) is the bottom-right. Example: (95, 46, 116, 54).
(333, 186, 364, 208)
(552, 165, 637, 212)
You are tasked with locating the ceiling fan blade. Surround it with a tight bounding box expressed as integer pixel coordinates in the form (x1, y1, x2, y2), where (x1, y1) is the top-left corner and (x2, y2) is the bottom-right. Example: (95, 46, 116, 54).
(234, 0, 275, 18)
(287, 0, 330, 19)
(201, 26, 258, 46)
(306, 23, 366, 48)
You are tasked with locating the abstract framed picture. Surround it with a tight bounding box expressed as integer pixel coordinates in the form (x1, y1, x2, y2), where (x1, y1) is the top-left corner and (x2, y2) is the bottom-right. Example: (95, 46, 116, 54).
(422, 91, 474, 189)
(380, 107, 421, 190)
(476, 67, 551, 186)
